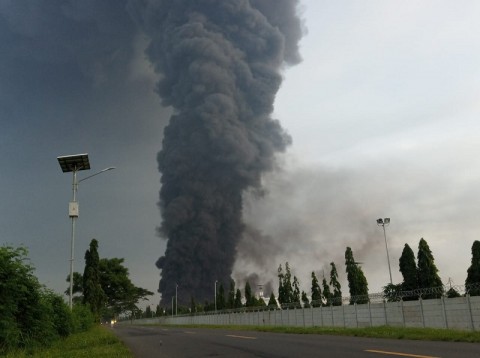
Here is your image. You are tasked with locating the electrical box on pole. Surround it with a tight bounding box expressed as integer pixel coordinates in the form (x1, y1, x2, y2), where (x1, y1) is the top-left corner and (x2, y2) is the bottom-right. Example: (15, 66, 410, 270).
(69, 202, 79, 217)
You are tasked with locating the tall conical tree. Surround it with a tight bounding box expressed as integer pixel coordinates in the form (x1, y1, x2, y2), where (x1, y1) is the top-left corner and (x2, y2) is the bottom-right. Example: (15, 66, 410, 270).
(244, 281, 254, 307)
(277, 264, 285, 304)
(417, 238, 443, 299)
(399, 243, 418, 300)
(216, 283, 226, 310)
(292, 275, 301, 307)
(329, 262, 342, 306)
(466, 240, 480, 296)
(345, 247, 368, 304)
(82, 239, 105, 321)
(234, 288, 243, 308)
(311, 272, 322, 307)
(268, 292, 277, 307)
(227, 279, 235, 309)
(283, 262, 293, 303)
(322, 275, 332, 306)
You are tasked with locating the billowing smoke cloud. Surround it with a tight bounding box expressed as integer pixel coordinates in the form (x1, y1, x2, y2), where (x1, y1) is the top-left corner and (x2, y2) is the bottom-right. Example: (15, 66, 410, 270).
(130, 0, 303, 304)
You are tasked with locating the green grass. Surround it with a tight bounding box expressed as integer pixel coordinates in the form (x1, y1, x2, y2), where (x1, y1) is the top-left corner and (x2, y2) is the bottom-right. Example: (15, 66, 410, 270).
(142, 323, 480, 343)
(5, 325, 133, 358)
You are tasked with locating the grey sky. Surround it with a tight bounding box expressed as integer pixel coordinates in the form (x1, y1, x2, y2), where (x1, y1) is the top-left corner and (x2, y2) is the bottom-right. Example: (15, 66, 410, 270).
(2, 1, 479, 307)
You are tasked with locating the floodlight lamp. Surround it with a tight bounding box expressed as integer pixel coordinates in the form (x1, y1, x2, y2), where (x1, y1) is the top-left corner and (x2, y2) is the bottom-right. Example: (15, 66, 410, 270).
(384, 218, 390, 224)
(377, 218, 383, 225)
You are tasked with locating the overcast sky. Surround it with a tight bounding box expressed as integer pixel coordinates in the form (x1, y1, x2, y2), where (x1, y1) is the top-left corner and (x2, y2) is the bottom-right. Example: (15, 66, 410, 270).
(2, 1, 480, 307)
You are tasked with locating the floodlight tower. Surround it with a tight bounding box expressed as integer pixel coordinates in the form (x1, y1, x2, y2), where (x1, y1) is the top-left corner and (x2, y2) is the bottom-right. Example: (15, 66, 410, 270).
(377, 218, 392, 285)
(57, 154, 115, 309)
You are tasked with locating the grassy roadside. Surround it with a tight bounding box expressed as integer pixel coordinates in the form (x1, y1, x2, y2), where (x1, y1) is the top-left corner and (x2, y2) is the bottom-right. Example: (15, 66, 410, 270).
(141, 323, 480, 343)
(5, 325, 133, 358)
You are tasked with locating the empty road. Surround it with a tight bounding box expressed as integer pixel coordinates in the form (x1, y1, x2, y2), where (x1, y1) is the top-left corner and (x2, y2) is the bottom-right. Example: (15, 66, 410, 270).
(112, 325, 479, 358)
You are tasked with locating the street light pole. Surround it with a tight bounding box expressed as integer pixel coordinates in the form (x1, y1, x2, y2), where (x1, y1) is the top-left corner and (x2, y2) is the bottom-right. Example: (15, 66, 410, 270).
(214, 280, 218, 314)
(69, 168, 78, 310)
(377, 218, 392, 285)
(57, 154, 115, 310)
(175, 283, 178, 316)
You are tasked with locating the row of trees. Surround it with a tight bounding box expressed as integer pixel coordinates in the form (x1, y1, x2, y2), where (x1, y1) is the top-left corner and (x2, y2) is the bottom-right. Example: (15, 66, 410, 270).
(166, 238, 480, 314)
(68, 239, 153, 322)
(0, 245, 94, 353)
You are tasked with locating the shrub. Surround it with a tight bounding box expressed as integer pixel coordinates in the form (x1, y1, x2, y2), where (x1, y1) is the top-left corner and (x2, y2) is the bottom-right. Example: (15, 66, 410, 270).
(72, 304, 95, 332)
(0, 245, 82, 353)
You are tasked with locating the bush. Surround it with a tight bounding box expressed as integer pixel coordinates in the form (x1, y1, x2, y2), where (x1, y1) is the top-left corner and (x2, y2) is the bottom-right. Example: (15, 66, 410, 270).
(0, 245, 84, 353)
(72, 304, 95, 332)
(44, 290, 74, 337)
(0, 245, 47, 351)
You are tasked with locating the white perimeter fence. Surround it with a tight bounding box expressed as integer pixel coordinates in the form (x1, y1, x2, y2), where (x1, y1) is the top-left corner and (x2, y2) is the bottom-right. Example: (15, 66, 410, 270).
(130, 295, 480, 331)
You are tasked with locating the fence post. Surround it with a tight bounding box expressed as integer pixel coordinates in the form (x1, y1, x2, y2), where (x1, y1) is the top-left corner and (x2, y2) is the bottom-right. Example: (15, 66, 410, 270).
(441, 296, 448, 329)
(368, 301, 372, 327)
(331, 304, 334, 326)
(467, 294, 475, 331)
(419, 298, 425, 328)
(311, 306, 314, 327)
(320, 304, 324, 327)
(303, 307, 306, 328)
(401, 299, 405, 328)
(354, 303, 358, 328)
(342, 304, 346, 328)
(383, 300, 388, 326)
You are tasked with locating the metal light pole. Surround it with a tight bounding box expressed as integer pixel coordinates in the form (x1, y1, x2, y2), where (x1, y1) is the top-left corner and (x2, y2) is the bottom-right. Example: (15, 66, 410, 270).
(214, 280, 218, 313)
(175, 283, 178, 316)
(377, 218, 392, 285)
(57, 154, 115, 309)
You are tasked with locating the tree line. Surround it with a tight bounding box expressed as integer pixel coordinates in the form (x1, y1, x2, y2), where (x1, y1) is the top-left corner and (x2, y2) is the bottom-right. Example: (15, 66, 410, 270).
(162, 238, 480, 315)
(0, 239, 152, 353)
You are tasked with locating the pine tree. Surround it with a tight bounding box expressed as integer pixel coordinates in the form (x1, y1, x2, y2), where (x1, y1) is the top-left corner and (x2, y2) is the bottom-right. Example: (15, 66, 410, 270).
(277, 264, 285, 304)
(145, 305, 152, 318)
(345, 247, 369, 304)
(267, 292, 277, 307)
(283, 262, 293, 304)
(234, 288, 243, 308)
(245, 281, 254, 307)
(399, 244, 418, 290)
(82, 239, 105, 321)
(322, 276, 332, 306)
(399, 243, 418, 300)
(216, 283, 226, 310)
(227, 279, 236, 308)
(465, 240, 480, 296)
(330, 262, 342, 306)
(417, 238, 443, 299)
(311, 271, 322, 307)
(292, 275, 301, 308)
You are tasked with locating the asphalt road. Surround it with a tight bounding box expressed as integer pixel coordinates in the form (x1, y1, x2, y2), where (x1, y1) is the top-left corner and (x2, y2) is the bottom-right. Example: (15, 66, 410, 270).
(112, 325, 480, 358)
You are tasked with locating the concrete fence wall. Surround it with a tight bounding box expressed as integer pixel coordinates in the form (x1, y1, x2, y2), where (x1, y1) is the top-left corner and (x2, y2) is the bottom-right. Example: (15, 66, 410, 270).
(130, 295, 480, 331)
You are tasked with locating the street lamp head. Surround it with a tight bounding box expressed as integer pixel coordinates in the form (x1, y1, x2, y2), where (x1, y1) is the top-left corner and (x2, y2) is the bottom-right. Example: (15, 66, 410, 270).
(376, 218, 383, 225)
(384, 218, 390, 225)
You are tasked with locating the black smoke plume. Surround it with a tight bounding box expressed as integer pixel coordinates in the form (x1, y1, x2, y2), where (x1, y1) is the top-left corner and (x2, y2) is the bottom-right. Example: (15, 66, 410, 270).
(132, 0, 303, 305)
